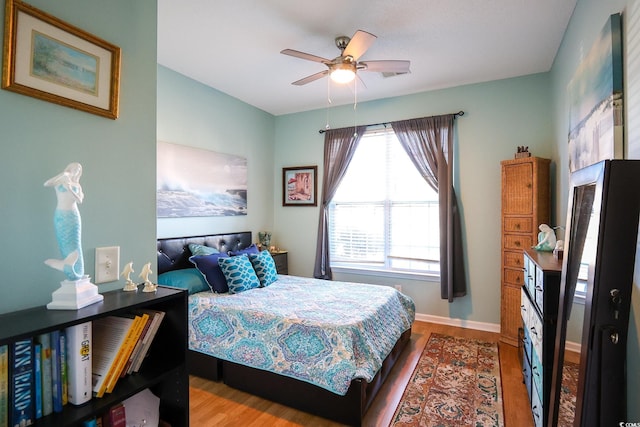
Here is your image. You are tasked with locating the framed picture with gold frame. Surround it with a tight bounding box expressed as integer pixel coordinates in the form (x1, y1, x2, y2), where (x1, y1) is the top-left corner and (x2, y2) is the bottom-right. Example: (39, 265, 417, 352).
(283, 166, 317, 206)
(2, 0, 121, 119)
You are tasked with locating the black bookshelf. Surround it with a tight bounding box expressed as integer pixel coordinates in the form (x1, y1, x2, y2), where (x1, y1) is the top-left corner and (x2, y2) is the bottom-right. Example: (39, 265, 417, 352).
(0, 286, 188, 427)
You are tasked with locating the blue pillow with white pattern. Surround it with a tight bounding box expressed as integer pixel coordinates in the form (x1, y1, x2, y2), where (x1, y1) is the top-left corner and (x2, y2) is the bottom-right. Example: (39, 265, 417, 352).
(249, 250, 278, 287)
(218, 254, 261, 294)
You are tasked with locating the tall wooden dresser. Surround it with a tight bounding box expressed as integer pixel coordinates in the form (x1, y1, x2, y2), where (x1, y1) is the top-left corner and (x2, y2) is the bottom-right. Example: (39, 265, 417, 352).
(500, 157, 550, 346)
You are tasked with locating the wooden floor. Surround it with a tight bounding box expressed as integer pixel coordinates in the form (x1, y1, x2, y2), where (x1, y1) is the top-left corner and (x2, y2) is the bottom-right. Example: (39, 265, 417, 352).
(188, 320, 533, 426)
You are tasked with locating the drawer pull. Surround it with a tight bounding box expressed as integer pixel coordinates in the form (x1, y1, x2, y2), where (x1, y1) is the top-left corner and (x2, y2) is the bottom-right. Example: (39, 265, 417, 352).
(514, 240, 521, 247)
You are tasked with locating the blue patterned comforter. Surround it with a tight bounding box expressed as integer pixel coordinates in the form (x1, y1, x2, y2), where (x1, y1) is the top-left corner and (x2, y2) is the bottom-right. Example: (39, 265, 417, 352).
(188, 275, 415, 395)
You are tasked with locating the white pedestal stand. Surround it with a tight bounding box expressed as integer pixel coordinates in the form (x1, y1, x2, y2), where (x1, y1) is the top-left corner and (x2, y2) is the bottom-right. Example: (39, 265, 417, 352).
(47, 276, 104, 310)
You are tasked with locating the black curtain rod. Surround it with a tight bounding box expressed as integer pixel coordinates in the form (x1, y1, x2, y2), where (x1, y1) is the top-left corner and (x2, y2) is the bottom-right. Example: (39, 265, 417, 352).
(318, 110, 465, 134)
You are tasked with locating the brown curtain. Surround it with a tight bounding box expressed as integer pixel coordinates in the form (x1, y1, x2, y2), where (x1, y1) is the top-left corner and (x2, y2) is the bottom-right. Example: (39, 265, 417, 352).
(390, 115, 466, 302)
(313, 126, 366, 279)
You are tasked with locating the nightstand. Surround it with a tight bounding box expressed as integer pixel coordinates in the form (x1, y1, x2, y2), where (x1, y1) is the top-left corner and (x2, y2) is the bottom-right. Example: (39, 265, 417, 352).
(270, 251, 288, 274)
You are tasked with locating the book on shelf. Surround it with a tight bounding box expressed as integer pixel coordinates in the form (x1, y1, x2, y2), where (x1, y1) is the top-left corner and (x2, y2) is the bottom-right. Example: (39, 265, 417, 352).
(34, 343, 42, 419)
(131, 309, 165, 373)
(102, 403, 126, 427)
(65, 321, 92, 405)
(35, 333, 53, 417)
(91, 316, 136, 398)
(10, 338, 34, 427)
(105, 313, 149, 393)
(0, 344, 7, 427)
(50, 330, 63, 413)
(60, 331, 68, 406)
(121, 312, 153, 377)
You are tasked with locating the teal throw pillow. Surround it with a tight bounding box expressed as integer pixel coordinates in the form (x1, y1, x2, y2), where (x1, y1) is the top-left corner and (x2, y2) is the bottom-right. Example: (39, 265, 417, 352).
(189, 243, 219, 256)
(157, 268, 210, 294)
(218, 254, 260, 294)
(249, 250, 278, 287)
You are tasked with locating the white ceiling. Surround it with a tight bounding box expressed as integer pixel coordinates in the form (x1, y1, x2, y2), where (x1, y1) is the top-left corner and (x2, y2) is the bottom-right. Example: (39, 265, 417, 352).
(157, 0, 577, 116)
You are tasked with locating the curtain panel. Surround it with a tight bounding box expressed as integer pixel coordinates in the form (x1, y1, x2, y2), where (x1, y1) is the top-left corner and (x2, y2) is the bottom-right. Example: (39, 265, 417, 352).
(313, 126, 366, 279)
(390, 114, 466, 301)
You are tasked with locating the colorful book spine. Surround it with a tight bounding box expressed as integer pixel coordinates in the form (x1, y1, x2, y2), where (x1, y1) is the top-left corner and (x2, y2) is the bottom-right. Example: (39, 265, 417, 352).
(132, 310, 165, 373)
(65, 322, 92, 405)
(103, 403, 126, 427)
(92, 316, 135, 398)
(50, 330, 63, 413)
(35, 333, 53, 416)
(0, 344, 7, 427)
(106, 315, 146, 393)
(34, 343, 42, 419)
(60, 331, 68, 406)
(10, 338, 33, 427)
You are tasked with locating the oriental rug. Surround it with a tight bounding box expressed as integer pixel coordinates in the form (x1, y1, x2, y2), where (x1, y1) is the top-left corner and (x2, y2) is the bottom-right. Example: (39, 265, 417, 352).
(390, 333, 504, 427)
(558, 360, 579, 426)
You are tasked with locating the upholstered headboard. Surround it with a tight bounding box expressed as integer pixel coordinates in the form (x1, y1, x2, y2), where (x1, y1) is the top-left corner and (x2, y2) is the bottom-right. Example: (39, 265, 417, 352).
(157, 231, 252, 275)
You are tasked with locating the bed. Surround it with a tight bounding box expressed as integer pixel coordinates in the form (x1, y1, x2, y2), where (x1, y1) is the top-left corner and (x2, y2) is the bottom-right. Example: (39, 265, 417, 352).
(156, 232, 415, 426)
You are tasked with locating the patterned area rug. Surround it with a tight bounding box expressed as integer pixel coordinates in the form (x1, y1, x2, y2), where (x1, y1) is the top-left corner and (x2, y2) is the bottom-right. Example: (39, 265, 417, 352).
(558, 359, 579, 426)
(390, 333, 504, 427)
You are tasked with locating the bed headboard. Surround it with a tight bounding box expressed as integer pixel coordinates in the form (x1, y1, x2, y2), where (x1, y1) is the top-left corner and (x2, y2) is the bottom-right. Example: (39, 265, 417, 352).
(157, 231, 252, 275)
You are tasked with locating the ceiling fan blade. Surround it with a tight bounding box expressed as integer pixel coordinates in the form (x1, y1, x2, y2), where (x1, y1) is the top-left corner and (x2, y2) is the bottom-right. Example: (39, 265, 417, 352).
(360, 60, 411, 73)
(281, 49, 330, 64)
(292, 70, 329, 86)
(343, 30, 377, 60)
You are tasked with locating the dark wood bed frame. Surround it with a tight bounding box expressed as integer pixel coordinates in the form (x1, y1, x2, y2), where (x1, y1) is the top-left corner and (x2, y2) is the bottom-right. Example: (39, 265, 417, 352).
(157, 232, 411, 426)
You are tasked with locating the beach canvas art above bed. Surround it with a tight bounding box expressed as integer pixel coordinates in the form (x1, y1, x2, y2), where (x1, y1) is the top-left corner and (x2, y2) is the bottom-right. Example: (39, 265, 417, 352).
(157, 141, 247, 217)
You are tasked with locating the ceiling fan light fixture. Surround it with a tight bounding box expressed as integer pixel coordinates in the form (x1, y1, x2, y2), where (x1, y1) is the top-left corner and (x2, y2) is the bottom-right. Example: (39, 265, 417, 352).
(330, 63, 356, 84)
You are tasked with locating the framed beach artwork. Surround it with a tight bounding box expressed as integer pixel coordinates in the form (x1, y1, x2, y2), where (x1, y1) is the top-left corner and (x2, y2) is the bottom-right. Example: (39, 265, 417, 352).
(283, 166, 317, 206)
(157, 141, 247, 218)
(567, 13, 623, 172)
(2, 0, 121, 119)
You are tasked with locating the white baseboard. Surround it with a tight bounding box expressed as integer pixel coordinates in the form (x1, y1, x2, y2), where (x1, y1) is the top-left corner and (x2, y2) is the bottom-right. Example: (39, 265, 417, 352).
(415, 312, 582, 353)
(415, 313, 501, 333)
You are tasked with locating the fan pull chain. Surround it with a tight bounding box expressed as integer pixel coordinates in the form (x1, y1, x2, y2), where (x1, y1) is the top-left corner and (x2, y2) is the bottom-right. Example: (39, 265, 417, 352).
(353, 79, 358, 137)
(325, 77, 332, 130)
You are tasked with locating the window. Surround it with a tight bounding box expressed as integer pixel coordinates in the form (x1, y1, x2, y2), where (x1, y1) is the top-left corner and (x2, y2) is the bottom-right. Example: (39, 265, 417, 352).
(328, 128, 440, 276)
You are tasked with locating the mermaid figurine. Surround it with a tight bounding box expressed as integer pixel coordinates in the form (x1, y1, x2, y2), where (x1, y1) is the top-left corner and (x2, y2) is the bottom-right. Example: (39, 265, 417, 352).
(44, 163, 85, 281)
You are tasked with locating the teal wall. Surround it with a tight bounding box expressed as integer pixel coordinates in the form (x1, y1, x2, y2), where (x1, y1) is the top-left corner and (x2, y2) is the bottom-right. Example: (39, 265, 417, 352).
(156, 66, 275, 238)
(548, 0, 640, 418)
(0, 1, 157, 314)
(273, 73, 554, 327)
(1, 0, 638, 417)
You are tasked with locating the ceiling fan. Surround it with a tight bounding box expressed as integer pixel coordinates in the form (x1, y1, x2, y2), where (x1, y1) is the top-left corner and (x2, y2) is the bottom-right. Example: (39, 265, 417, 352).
(281, 30, 411, 86)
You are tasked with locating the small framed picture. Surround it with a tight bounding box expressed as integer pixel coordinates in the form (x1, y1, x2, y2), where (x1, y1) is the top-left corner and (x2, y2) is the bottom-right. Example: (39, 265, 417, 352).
(283, 166, 317, 206)
(2, 0, 121, 119)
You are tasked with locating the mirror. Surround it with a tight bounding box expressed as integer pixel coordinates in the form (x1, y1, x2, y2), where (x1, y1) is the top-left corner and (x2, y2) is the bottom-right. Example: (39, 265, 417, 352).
(548, 160, 640, 426)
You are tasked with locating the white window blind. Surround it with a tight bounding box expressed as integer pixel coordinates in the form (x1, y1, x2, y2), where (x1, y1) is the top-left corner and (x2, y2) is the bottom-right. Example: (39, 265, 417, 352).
(328, 128, 440, 275)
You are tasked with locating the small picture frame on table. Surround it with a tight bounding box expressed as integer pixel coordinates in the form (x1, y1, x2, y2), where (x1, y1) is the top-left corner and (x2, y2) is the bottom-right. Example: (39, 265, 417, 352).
(282, 166, 317, 206)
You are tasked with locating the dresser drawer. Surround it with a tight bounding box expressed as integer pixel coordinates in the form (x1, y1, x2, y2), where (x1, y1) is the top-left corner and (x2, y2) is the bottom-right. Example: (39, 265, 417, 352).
(504, 217, 533, 233)
(531, 384, 543, 427)
(504, 251, 525, 269)
(530, 311, 543, 357)
(523, 356, 532, 402)
(504, 234, 533, 251)
(531, 349, 543, 403)
(504, 268, 524, 286)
